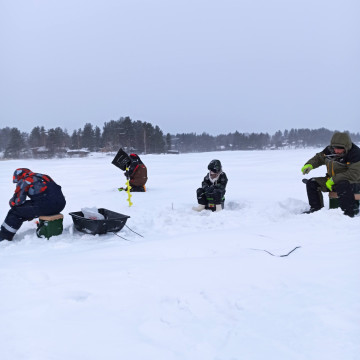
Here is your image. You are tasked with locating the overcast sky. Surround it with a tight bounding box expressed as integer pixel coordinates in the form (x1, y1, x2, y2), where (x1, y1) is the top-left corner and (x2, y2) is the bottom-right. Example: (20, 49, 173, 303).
(1, 0, 359, 136)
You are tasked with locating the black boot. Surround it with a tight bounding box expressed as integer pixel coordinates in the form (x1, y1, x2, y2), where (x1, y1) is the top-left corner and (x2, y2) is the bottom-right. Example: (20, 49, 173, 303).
(304, 179, 324, 213)
(336, 181, 357, 218)
(302, 207, 321, 214)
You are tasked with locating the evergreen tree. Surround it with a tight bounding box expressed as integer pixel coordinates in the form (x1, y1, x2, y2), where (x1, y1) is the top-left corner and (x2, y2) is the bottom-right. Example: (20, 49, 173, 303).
(29, 127, 43, 148)
(232, 131, 242, 150)
(94, 126, 102, 150)
(0, 127, 12, 151)
(133, 120, 146, 153)
(152, 125, 165, 153)
(102, 120, 121, 151)
(4, 128, 25, 158)
(70, 129, 82, 149)
(82, 123, 95, 151)
(47, 128, 57, 155)
(166, 133, 172, 151)
(40, 126, 47, 147)
(53, 127, 69, 151)
(142, 122, 153, 154)
(271, 130, 283, 148)
(119, 116, 136, 149)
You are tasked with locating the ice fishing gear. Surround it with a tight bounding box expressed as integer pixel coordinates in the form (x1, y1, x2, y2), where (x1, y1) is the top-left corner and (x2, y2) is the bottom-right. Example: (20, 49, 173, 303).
(112, 224, 144, 241)
(125, 224, 144, 237)
(111, 148, 131, 171)
(36, 214, 64, 239)
(125, 167, 133, 207)
(112, 232, 131, 241)
(69, 208, 130, 235)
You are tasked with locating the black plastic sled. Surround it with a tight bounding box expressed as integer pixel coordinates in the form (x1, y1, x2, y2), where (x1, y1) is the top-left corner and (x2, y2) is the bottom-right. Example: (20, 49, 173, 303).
(69, 208, 130, 235)
(112, 148, 131, 171)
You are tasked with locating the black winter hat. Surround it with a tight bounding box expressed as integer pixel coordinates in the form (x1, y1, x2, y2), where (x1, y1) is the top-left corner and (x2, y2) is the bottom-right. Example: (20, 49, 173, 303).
(208, 159, 222, 173)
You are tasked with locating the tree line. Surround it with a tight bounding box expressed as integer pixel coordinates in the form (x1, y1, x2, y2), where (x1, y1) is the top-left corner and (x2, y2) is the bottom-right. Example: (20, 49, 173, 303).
(0, 117, 165, 159)
(174, 128, 360, 153)
(0, 116, 359, 159)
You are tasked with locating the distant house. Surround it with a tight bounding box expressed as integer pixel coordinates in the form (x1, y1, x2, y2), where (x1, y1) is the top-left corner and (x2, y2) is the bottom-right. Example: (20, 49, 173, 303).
(67, 149, 90, 157)
(31, 147, 68, 158)
(167, 149, 180, 154)
(31, 147, 51, 158)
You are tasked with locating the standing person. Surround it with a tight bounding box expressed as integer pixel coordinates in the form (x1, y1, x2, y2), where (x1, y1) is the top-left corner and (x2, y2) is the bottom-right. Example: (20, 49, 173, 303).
(301, 132, 360, 217)
(193, 159, 228, 212)
(0, 168, 66, 241)
(124, 153, 148, 192)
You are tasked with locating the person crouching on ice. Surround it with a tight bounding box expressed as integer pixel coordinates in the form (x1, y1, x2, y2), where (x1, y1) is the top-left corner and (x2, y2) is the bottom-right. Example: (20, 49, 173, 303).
(301, 132, 360, 217)
(193, 159, 228, 212)
(124, 154, 148, 192)
(0, 168, 66, 241)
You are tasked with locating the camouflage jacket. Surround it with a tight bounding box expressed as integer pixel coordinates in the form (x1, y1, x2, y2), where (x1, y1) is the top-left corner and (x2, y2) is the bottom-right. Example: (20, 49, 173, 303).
(304, 132, 360, 184)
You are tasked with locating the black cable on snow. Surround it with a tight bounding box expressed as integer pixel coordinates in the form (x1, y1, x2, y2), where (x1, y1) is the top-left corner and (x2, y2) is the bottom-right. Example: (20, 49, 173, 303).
(112, 225, 144, 241)
(112, 232, 131, 241)
(125, 225, 144, 238)
(250, 246, 301, 257)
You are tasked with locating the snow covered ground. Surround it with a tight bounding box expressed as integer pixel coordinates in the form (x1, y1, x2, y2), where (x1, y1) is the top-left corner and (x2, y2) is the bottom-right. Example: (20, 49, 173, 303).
(0, 149, 359, 360)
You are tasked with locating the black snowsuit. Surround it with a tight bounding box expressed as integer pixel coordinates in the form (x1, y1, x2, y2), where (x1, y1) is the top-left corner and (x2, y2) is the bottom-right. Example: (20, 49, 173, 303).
(0, 169, 66, 241)
(196, 172, 228, 211)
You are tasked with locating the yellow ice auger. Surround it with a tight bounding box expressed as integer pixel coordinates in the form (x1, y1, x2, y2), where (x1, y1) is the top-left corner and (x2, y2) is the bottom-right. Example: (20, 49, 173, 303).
(125, 167, 133, 207)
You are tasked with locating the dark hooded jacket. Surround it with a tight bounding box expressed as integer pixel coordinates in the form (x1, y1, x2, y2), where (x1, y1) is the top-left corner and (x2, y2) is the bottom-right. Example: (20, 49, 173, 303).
(125, 154, 148, 187)
(304, 132, 360, 184)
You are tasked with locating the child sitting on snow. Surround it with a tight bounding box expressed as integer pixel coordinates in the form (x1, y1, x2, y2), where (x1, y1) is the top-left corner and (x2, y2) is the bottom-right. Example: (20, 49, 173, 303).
(192, 159, 228, 212)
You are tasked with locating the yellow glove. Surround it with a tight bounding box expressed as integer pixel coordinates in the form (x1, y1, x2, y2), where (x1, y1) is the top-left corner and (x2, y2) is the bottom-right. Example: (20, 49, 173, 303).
(326, 178, 334, 191)
(301, 164, 313, 175)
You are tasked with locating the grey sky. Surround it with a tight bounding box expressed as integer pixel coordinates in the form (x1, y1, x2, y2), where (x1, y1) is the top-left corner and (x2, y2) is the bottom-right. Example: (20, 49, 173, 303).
(1, 0, 359, 136)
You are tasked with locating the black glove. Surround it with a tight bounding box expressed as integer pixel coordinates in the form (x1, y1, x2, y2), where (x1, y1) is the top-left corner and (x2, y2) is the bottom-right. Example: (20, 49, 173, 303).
(124, 170, 129, 178)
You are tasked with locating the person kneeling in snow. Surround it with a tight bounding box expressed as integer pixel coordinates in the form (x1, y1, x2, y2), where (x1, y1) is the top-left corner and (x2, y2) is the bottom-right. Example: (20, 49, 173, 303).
(123, 153, 148, 192)
(0, 168, 66, 241)
(301, 132, 360, 217)
(193, 159, 228, 212)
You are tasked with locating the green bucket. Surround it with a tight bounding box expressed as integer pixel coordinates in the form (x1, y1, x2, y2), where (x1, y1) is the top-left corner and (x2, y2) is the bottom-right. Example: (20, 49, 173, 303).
(36, 216, 63, 239)
(329, 197, 339, 209)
